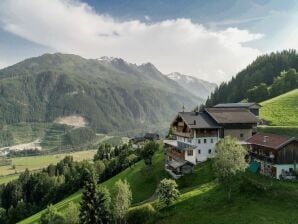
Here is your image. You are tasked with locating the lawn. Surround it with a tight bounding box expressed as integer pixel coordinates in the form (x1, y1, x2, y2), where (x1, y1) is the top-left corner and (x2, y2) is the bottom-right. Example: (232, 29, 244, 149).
(260, 89, 298, 126)
(19, 149, 167, 224)
(148, 166, 298, 224)
(258, 126, 298, 138)
(0, 150, 97, 178)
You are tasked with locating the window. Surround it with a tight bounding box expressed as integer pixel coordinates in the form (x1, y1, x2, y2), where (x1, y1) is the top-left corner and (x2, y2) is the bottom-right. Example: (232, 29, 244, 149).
(198, 139, 201, 144)
(204, 139, 207, 144)
(240, 133, 244, 138)
(194, 120, 196, 125)
(210, 138, 214, 143)
(187, 150, 193, 156)
(208, 149, 211, 154)
(198, 149, 201, 154)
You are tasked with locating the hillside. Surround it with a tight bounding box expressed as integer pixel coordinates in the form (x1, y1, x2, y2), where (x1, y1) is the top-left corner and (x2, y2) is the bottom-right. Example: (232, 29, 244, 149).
(260, 89, 298, 126)
(0, 53, 202, 137)
(206, 50, 298, 106)
(19, 149, 168, 224)
(20, 148, 298, 224)
(166, 72, 217, 99)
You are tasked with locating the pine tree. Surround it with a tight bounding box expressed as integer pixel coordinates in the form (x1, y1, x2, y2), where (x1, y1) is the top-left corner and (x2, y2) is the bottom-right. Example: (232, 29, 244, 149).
(79, 171, 111, 224)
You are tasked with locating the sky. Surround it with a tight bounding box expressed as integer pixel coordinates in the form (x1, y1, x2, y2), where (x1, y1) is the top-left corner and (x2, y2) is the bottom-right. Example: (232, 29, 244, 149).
(0, 0, 298, 84)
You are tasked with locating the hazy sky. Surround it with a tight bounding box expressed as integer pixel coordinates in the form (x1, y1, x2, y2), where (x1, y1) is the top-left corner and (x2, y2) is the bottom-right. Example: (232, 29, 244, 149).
(0, 0, 298, 83)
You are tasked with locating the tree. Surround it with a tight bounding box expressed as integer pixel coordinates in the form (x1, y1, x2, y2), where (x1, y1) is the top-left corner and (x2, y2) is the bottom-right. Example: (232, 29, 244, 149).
(111, 179, 132, 224)
(156, 178, 180, 207)
(140, 141, 159, 166)
(213, 137, 248, 200)
(79, 172, 111, 224)
(39, 204, 65, 224)
(94, 160, 106, 182)
(64, 202, 79, 224)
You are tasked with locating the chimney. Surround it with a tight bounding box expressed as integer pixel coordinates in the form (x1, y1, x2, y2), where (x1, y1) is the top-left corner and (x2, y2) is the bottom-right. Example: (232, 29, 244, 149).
(263, 136, 268, 143)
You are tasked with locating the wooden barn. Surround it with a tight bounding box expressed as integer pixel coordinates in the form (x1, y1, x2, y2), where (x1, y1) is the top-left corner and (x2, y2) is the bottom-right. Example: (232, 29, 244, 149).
(246, 132, 298, 179)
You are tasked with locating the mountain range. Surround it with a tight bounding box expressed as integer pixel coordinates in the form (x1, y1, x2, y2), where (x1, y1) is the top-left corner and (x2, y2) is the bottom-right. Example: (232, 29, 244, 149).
(166, 72, 217, 99)
(0, 53, 214, 136)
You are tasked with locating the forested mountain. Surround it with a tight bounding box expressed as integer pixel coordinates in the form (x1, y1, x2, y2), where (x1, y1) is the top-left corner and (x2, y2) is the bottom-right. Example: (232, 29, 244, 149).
(166, 72, 217, 99)
(206, 50, 298, 106)
(0, 53, 202, 135)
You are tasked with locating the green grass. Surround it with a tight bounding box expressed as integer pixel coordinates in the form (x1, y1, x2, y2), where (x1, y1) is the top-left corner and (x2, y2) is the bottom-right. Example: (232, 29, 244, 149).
(0, 173, 19, 185)
(258, 126, 298, 138)
(260, 89, 298, 126)
(19, 149, 167, 224)
(0, 150, 97, 179)
(148, 167, 298, 224)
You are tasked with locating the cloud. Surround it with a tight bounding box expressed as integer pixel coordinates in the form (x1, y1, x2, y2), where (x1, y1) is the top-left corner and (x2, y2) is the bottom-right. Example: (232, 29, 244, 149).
(0, 0, 263, 83)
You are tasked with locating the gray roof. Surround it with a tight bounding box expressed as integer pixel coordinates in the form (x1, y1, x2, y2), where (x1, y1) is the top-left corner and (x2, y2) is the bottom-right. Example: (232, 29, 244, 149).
(205, 108, 259, 124)
(178, 112, 220, 129)
(214, 102, 260, 108)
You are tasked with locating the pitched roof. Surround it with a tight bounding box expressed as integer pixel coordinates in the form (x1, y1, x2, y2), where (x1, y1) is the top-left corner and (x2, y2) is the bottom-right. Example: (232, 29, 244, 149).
(205, 108, 259, 124)
(246, 132, 296, 150)
(214, 102, 260, 108)
(177, 111, 220, 129)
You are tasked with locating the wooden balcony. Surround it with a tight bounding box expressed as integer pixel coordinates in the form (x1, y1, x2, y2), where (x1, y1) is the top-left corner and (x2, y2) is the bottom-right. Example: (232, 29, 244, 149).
(167, 148, 185, 160)
(173, 131, 193, 138)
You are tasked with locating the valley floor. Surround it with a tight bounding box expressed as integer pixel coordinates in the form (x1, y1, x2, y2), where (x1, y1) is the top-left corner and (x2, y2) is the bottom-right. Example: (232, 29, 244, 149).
(0, 150, 97, 184)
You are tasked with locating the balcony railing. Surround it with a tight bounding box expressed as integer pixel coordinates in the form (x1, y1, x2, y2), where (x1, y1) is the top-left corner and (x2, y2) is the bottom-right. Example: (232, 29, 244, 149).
(249, 152, 275, 164)
(173, 131, 192, 138)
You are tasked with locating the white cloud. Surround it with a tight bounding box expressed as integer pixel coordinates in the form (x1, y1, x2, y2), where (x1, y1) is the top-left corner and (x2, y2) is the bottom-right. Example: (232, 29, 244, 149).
(0, 0, 263, 83)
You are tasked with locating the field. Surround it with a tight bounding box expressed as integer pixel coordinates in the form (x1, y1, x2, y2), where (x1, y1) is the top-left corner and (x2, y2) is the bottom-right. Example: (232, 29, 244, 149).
(0, 150, 97, 183)
(260, 89, 298, 126)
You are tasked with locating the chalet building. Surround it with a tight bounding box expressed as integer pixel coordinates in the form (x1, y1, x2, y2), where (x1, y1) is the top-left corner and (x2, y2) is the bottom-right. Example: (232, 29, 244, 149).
(246, 132, 298, 179)
(164, 108, 259, 178)
(213, 102, 261, 117)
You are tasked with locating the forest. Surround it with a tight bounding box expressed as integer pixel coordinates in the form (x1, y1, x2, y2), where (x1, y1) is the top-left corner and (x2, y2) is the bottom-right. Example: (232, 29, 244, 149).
(206, 50, 298, 105)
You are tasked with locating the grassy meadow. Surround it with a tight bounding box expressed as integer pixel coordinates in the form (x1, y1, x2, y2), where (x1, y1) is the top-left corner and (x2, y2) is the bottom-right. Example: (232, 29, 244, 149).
(0, 150, 97, 184)
(260, 89, 298, 126)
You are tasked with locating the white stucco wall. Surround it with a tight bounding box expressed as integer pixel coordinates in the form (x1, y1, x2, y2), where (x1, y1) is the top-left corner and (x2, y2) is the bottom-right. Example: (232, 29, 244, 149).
(184, 149, 197, 164)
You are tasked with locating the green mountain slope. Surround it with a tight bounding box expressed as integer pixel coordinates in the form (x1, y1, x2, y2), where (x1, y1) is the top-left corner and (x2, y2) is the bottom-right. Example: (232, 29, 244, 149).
(206, 50, 298, 105)
(260, 89, 298, 126)
(0, 53, 202, 136)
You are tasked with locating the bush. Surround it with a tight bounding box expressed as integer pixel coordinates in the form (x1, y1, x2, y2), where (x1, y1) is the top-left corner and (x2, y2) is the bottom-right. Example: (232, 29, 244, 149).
(239, 175, 273, 195)
(127, 204, 156, 224)
(39, 204, 65, 224)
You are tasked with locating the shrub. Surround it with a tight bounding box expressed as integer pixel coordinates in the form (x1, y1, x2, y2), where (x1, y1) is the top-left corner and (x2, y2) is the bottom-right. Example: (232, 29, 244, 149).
(127, 204, 156, 224)
(240, 176, 273, 195)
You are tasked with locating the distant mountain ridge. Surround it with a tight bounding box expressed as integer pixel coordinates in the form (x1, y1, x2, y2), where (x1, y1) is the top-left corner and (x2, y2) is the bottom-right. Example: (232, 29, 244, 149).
(0, 53, 203, 136)
(166, 72, 217, 99)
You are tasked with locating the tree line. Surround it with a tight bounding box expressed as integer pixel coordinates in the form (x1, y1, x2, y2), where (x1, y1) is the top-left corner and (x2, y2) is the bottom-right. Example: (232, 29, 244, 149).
(0, 142, 140, 224)
(206, 50, 298, 106)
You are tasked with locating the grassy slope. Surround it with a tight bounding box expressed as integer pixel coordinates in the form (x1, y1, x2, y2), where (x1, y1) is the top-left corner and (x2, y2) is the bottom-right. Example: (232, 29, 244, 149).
(19, 149, 167, 224)
(259, 89, 298, 137)
(260, 89, 298, 126)
(148, 168, 298, 224)
(0, 150, 96, 183)
(20, 150, 298, 224)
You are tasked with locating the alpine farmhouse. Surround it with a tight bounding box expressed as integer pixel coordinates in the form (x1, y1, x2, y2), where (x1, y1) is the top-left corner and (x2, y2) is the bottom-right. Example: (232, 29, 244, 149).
(165, 103, 298, 180)
(164, 106, 259, 178)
